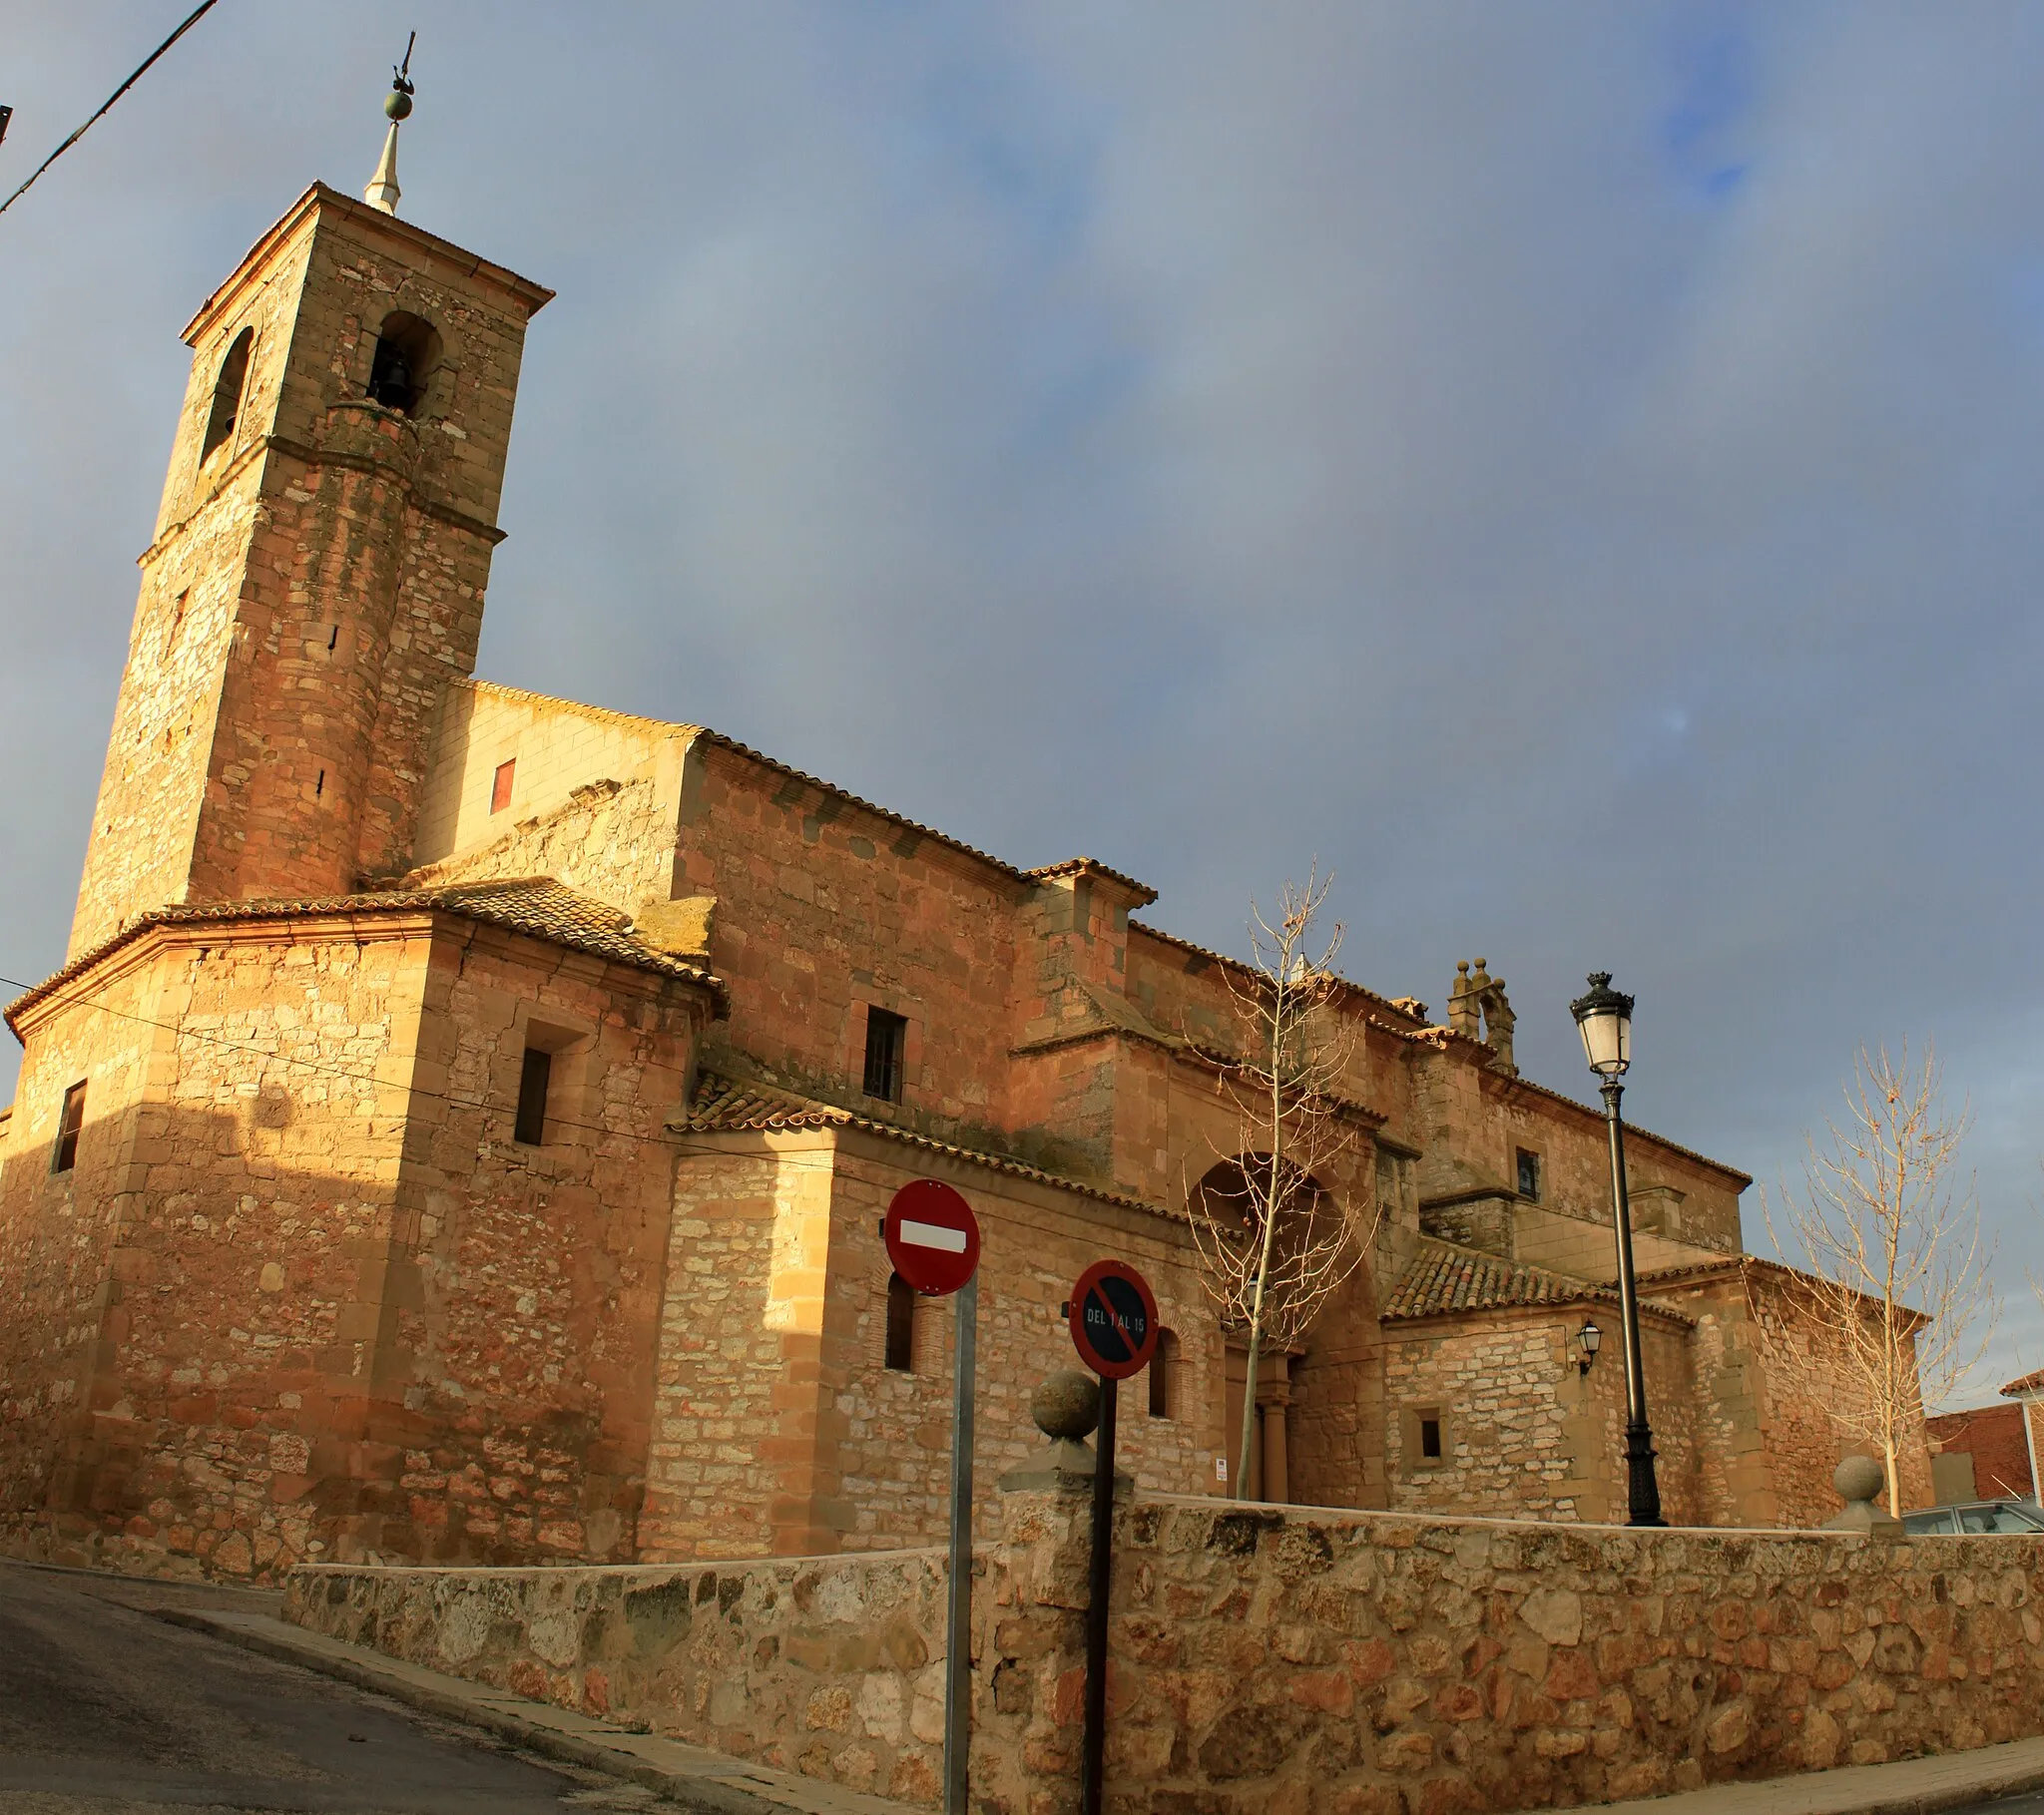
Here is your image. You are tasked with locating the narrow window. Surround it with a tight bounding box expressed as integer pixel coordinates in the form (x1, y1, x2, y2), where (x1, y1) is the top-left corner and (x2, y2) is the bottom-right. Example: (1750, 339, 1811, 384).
(51, 1082, 86, 1174)
(514, 1046, 551, 1146)
(201, 327, 254, 462)
(1516, 1148, 1541, 1200)
(884, 1272, 916, 1372)
(1420, 1416, 1443, 1461)
(862, 1006, 907, 1103)
(1149, 1328, 1178, 1419)
(491, 759, 516, 814)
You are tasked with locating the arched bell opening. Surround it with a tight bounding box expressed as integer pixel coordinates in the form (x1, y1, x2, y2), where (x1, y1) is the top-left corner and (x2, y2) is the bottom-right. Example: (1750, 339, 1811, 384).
(364, 309, 443, 416)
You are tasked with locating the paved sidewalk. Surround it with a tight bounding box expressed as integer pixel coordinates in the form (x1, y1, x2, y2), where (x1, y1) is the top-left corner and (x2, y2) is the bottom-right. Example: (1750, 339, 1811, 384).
(1513, 1736, 2044, 1815)
(159, 1604, 916, 1815)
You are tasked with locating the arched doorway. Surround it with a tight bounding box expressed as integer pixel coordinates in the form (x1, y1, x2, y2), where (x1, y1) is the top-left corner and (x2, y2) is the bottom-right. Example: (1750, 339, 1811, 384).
(1191, 1155, 1357, 1504)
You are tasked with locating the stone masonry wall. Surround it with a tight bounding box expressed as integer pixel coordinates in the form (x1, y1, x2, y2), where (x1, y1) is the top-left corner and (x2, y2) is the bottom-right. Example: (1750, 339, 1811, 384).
(405, 681, 689, 914)
(1382, 1310, 1702, 1527)
(977, 1488, 2044, 1815)
(285, 1549, 954, 1804)
(1, 909, 707, 1580)
(1, 922, 429, 1578)
(284, 1488, 2044, 1815)
(639, 1127, 1222, 1563)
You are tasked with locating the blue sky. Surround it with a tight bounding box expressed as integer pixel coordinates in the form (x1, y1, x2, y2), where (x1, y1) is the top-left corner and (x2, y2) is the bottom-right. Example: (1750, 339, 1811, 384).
(4, 3, 2041, 1406)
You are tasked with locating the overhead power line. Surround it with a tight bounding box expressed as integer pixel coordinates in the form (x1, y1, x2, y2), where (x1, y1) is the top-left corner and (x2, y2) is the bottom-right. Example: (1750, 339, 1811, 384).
(0, 0, 222, 220)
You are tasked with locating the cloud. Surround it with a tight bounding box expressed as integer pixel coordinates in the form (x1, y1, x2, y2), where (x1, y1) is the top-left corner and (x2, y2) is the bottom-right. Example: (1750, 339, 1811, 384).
(3, 2, 2041, 1403)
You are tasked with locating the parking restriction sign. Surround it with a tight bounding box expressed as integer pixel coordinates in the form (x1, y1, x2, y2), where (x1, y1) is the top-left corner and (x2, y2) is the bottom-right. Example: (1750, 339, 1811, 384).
(1066, 1258, 1158, 1380)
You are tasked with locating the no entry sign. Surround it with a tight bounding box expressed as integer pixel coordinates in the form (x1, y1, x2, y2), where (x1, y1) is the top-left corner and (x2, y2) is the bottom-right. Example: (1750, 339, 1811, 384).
(883, 1179, 981, 1297)
(1067, 1258, 1159, 1379)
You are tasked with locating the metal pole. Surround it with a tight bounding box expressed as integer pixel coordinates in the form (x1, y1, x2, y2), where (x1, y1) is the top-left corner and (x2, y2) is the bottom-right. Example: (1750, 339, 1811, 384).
(1602, 1079, 1664, 1528)
(942, 1274, 977, 1815)
(1081, 1374, 1117, 1815)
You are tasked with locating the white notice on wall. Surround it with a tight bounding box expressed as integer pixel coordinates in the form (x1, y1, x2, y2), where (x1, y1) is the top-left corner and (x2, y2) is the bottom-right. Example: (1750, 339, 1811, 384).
(1215, 1457, 1228, 1482)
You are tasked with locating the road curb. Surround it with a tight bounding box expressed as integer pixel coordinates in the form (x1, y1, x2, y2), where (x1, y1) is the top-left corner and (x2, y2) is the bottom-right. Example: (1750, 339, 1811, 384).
(1503, 1735, 2044, 1815)
(152, 1606, 916, 1815)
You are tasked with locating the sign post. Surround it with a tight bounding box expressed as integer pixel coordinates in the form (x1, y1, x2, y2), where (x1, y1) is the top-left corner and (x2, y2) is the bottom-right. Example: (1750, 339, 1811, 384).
(1065, 1259, 1159, 1815)
(883, 1180, 982, 1815)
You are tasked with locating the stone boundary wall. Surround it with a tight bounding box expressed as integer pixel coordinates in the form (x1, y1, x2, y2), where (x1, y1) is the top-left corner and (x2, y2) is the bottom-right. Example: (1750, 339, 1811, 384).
(979, 1491, 2044, 1815)
(284, 1548, 952, 1803)
(285, 1490, 2044, 1814)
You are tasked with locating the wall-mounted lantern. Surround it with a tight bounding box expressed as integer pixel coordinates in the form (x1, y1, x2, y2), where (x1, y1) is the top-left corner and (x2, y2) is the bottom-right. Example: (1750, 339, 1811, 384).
(1575, 1317, 1602, 1376)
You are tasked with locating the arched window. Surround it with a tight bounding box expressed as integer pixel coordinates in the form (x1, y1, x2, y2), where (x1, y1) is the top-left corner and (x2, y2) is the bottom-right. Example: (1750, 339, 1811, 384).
(365, 309, 442, 416)
(1149, 1328, 1179, 1419)
(200, 327, 254, 462)
(884, 1272, 916, 1372)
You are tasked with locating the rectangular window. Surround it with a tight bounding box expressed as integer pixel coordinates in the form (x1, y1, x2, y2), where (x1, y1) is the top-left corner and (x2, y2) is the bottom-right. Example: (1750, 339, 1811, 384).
(1420, 1416, 1443, 1460)
(490, 758, 516, 814)
(1516, 1148, 1541, 1200)
(862, 1006, 907, 1103)
(514, 1046, 551, 1146)
(51, 1081, 86, 1174)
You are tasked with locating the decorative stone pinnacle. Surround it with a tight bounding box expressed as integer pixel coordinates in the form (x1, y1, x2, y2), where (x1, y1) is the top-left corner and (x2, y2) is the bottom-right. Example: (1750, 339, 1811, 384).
(363, 32, 416, 216)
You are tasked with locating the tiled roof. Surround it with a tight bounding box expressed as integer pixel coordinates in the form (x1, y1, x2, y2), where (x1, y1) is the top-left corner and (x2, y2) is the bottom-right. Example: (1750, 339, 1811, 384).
(680, 1071, 1169, 1217)
(2003, 1368, 2044, 1399)
(5, 878, 723, 1034)
(1026, 858, 1159, 906)
(1383, 1238, 1693, 1327)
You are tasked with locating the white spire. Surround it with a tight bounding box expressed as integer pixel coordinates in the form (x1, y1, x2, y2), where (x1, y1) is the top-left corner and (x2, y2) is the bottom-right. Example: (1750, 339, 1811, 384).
(364, 120, 401, 215)
(363, 33, 416, 217)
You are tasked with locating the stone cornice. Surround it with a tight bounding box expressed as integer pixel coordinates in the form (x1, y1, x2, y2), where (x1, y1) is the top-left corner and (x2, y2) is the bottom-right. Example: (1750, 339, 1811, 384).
(139, 430, 507, 569)
(182, 181, 553, 347)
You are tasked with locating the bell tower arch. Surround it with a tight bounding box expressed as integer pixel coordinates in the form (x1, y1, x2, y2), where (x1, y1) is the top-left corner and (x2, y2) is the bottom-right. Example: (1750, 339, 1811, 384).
(68, 173, 551, 958)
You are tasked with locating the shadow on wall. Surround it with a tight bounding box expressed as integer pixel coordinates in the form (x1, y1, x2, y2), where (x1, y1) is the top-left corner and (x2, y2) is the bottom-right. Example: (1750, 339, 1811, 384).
(0, 1094, 665, 1580)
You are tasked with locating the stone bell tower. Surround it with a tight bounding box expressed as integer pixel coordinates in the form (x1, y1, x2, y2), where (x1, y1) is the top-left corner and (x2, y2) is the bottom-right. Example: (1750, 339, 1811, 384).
(67, 84, 551, 958)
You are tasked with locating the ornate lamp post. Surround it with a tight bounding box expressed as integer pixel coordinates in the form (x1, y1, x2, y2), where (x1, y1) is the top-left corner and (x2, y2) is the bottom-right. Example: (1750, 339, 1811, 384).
(1570, 972, 1665, 1528)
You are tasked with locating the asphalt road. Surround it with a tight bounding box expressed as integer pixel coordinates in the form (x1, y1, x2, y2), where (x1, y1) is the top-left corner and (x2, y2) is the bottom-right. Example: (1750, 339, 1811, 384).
(0, 1560, 673, 1814)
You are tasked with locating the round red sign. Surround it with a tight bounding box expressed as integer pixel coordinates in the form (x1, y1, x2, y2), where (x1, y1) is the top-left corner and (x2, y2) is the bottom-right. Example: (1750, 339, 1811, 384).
(1067, 1259, 1159, 1379)
(883, 1179, 981, 1297)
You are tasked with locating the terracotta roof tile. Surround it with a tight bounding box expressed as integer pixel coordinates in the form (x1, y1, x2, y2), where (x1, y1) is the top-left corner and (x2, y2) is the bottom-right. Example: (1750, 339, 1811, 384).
(1384, 1238, 1694, 1327)
(6, 878, 723, 1034)
(1026, 858, 1159, 906)
(680, 1071, 1170, 1217)
(2002, 1368, 2044, 1399)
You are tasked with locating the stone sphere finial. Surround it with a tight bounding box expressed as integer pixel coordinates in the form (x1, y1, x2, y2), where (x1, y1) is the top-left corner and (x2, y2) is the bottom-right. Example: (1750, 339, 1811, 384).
(1833, 1456, 1884, 1506)
(1032, 1369, 1100, 1443)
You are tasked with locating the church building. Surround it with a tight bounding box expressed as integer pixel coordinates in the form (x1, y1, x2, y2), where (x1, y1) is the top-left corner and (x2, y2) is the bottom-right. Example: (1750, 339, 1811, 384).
(0, 125, 1930, 1578)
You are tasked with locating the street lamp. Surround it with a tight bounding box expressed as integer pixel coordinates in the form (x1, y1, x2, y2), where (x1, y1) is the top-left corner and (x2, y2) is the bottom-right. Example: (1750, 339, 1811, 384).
(1570, 972, 1665, 1527)
(1574, 1317, 1602, 1376)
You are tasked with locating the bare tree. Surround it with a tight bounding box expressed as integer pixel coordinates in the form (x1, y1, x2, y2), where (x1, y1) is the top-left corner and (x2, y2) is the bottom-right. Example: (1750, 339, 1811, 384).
(1186, 866, 1377, 1499)
(1763, 1042, 1997, 1515)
